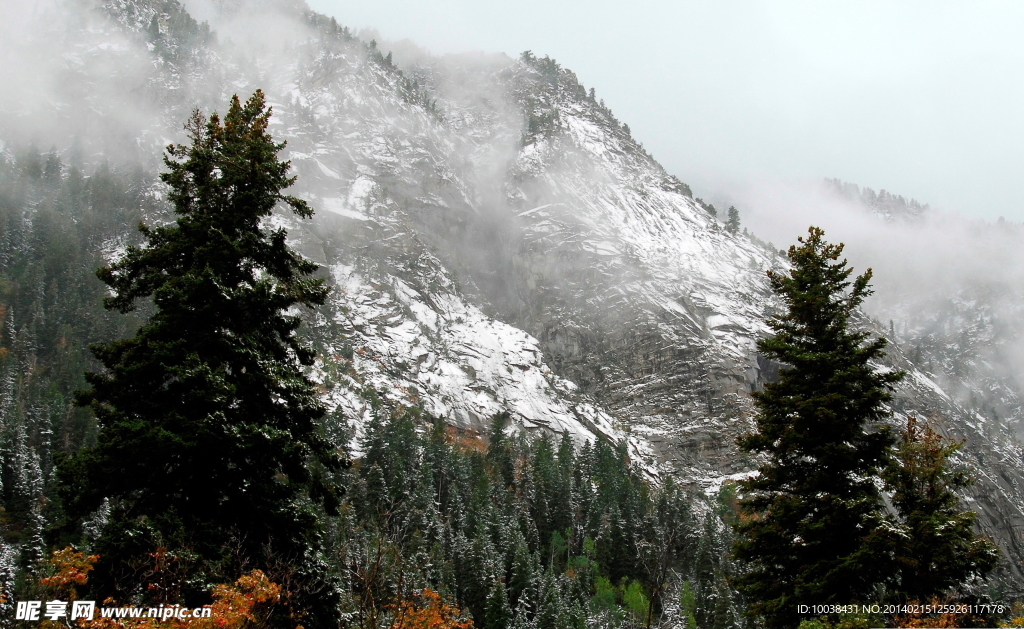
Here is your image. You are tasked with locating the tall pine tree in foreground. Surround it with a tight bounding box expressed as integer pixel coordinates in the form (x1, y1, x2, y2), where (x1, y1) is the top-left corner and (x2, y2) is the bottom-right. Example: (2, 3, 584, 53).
(734, 226, 904, 628)
(58, 91, 342, 626)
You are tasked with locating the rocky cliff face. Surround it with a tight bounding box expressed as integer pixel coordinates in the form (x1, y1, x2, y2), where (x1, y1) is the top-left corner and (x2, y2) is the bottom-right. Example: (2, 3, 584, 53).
(7, 0, 1024, 592)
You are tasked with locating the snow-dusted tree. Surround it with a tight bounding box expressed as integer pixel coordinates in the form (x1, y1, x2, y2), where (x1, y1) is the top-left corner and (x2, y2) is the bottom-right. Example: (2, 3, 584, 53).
(734, 227, 905, 628)
(2, 420, 45, 570)
(884, 416, 997, 600)
(637, 478, 693, 625)
(486, 579, 514, 629)
(725, 206, 740, 234)
(57, 91, 341, 626)
(0, 538, 17, 629)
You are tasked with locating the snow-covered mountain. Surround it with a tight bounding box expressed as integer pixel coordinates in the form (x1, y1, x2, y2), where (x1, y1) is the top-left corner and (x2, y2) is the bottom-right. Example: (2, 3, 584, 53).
(6, 0, 1024, 591)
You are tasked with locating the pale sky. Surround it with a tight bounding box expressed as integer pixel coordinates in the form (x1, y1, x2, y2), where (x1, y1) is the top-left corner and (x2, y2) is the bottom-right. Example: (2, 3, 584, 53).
(305, 0, 1024, 222)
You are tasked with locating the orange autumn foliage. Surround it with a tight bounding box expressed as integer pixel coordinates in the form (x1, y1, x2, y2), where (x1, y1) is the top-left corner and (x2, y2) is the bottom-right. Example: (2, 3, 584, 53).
(1000, 603, 1024, 627)
(40, 547, 281, 629)
(388, 589, 473, 629)
(198, 570, 281, 629)
(40, 547, 100, 601)
(893, 613, 961, 628)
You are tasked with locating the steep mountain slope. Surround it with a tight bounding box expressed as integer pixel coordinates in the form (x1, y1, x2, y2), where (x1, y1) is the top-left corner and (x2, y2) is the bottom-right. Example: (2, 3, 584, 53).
(410, 52, 1024, 588)
(4, 0, 1024, 591)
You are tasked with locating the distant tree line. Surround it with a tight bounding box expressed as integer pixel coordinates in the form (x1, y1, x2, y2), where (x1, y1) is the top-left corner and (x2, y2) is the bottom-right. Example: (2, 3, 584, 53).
(824, 177, 929, 220)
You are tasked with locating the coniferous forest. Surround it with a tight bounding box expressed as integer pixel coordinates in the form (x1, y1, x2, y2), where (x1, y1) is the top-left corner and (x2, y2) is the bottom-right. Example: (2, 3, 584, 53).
(0, 95, 740, 629)
(0, 88, 1012, 629)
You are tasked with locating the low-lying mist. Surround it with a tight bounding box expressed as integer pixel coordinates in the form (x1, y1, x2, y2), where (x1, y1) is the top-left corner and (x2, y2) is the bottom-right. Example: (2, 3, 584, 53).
(713, 175, 1024, 420)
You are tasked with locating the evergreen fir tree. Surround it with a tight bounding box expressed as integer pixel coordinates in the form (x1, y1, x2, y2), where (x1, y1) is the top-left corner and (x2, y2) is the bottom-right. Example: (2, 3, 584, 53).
(726, 206, 740, 234)
(734, 226, 905, 628)
(509, 532, 541, 611)
(693, 519, 722, 629)
(486, 579, 514, 629)
(0, 539, 16, 629)
(710, 581, 740, 629)
(638, 478, 692, 624)
(2, 420, 45, 570)
(57, 92, 342, 626)
(360, 408, 420, 523)
(424, 417, 456, 507)
(487, 412, 516, 490)
(509, 597, 534, 629)
(679, 581, 698, 629)
(535, 571, 562, 629)
(531, 435, 557, 550)
(884, 416, 998, 600)
(554, 434, 575, 549)
(363, 461, 390, 522)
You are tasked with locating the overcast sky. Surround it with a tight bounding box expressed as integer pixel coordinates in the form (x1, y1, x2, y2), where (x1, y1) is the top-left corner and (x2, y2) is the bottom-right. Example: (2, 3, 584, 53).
(305, 0, 1024, 222)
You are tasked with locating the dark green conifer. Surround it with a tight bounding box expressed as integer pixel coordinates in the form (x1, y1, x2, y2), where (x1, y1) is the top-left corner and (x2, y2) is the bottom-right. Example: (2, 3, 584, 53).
(360, 408, 420, 521)
(884, 416, 998, 601)
(638, 478, 693, 623)
(693, 519, 722, 629)
(535, 571, 562, 629)
(711, 581, 740, 629)
(487, 411, 516, 490)
(530, 435, 557, 549)
(680, 581, 698, 629)
(485, 579, 514, 629)
(726, 206, 740, 234)
(509, 533, 540, 609)
(58, 92, 342, 625)
(734, 226, 905, 628)
(553, 433, 575, 548)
